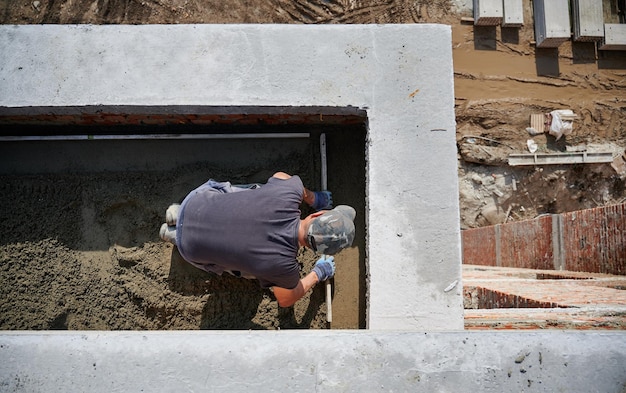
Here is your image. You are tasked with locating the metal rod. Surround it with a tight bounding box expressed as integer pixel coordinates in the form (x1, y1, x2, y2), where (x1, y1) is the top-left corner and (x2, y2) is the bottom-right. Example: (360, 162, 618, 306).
(0, 133, 310, 142)
(320, 133, 332, 324)
(321, 134, 328, 191)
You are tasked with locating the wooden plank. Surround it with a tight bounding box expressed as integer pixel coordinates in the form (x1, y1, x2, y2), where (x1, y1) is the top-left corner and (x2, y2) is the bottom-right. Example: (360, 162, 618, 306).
(534, 0, 571, 47)
(530, 113, 547, 133)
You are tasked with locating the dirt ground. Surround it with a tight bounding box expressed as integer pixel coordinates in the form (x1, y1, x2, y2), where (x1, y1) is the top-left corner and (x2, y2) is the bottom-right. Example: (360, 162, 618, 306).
(0, 123, 366, 330)
(0, 0, 625, 330)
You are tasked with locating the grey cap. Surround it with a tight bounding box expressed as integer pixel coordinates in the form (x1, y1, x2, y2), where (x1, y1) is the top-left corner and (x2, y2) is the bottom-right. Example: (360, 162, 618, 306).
(307, 205, 356, 255)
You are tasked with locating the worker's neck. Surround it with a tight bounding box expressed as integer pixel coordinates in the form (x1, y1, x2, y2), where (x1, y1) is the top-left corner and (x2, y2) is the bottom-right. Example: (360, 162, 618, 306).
(297, 218, 310, 248)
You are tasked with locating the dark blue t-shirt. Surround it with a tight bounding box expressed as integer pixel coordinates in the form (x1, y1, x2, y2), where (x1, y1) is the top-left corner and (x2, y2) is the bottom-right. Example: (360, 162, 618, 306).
(176, 176, 303, 289)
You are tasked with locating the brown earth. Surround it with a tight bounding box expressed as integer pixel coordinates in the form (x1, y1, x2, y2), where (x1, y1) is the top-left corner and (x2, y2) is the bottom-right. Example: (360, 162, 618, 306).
(0, 123, 366, 330)
(0, 0, 625, 331)
(0, 162, 330, 330)
(452, 0, 626, 228)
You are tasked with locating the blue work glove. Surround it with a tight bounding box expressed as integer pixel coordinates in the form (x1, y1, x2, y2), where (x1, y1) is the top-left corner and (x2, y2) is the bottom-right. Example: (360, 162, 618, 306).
(312, 255, 335, 282)
(312, 191, 333, 211)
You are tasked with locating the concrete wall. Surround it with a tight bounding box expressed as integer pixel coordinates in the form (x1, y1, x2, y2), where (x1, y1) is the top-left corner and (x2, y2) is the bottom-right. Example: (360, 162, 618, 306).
(0, 24, 462, 330)
(1, 24, 625, 393)
(462, 203, 626, 274)
(1, 331, 625, 392)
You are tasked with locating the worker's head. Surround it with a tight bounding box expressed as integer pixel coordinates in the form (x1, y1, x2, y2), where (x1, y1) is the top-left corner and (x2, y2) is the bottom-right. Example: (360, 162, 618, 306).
(307, 205, 356, 255)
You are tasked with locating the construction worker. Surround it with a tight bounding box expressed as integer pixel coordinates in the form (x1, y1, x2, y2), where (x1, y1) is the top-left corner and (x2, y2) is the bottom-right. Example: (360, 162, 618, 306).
(159, 172, 356, 307)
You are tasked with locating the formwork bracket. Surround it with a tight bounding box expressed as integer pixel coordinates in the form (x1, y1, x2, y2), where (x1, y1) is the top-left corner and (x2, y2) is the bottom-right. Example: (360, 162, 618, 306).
(508, 152, 615, 166)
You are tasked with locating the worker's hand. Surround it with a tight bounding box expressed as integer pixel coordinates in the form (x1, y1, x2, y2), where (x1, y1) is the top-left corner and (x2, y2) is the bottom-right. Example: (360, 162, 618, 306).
(312, 255, 335, 282)
(312, 191, 333, 211)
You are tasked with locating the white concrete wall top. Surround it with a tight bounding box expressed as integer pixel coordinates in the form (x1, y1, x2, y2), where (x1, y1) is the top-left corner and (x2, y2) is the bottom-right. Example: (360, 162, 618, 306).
(601, 24, 626, 50)
(1, 331, 625, 392)
(572, 0, 604, 40)
(0, 24, 461, 330)
(503, 0, 524, 27)
(539, 0, 571, 38)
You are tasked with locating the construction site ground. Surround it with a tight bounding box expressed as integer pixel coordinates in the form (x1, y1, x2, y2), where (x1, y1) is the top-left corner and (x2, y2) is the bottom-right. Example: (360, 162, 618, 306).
(0, 0, 625, 330)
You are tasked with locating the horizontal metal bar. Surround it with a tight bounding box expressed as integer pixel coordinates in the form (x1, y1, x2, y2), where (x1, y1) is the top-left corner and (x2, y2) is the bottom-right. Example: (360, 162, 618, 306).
(508, 152, 615, 166)
(0, 133, 311, 142)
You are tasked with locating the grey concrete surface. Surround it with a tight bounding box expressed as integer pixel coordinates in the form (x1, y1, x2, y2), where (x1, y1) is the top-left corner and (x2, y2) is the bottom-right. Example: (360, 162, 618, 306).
(1, 331, 625, 392)
(0, 24, 462, 330)
(1, 23, 625, 393)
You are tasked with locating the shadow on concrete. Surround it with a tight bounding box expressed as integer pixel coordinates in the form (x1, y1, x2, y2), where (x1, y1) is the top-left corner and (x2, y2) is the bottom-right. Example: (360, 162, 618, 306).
(473, 26, 498, 50)
(535, 47, 560, 76)
(500, 26, 520, 45)
(572, 41, 597, 64)
(597, 49, 626, 70)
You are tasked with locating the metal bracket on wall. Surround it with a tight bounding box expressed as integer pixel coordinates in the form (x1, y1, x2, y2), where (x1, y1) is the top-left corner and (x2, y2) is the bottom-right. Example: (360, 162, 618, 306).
(508, 152, 615, 166)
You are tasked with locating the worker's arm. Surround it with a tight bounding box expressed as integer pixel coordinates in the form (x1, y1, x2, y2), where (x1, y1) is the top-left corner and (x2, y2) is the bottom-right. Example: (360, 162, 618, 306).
(273, 272, 320, 308)
(273, 256, 335, 308)
(271, 172, 332, 210)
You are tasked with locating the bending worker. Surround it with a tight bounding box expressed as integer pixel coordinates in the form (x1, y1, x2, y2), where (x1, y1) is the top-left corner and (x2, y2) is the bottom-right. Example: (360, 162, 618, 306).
(159, 172, 356, 307)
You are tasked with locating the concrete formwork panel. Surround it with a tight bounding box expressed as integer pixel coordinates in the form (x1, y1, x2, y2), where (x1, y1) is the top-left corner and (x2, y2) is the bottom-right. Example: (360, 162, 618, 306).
(0, 24, 462, 331)
(572, 0, 605, 42)
(503, 0, 524, 27)
(533, 0, 572, 48)
(600, 23, 626, 50)
(473, 0, 503, 26)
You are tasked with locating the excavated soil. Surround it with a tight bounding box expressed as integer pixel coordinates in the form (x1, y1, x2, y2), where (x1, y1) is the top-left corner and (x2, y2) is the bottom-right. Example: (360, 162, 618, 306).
(0, 160, 341, 330)
(0, 161, 331, 330)
(1, 0, 625, 330)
